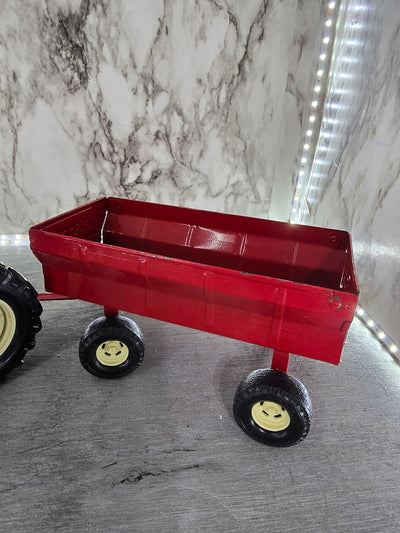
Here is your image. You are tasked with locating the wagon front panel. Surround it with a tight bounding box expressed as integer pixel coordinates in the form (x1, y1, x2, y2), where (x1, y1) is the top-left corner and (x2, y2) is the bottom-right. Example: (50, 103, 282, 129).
(266, 281, 358, 364)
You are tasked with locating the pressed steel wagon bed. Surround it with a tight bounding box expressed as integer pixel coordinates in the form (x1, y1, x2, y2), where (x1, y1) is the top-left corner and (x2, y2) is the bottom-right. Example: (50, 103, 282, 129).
(0, 198, 358, 446)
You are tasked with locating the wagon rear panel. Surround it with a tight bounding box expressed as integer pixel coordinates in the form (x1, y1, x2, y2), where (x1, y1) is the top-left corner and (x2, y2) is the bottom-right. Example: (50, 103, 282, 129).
(29, 197, 358, 365)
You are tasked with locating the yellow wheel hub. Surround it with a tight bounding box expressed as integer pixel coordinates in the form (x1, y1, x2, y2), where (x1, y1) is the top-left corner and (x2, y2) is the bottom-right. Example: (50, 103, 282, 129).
(96, 340, 129, 366)
(251, 400, 290, 432)
(0, 299, 17, 356)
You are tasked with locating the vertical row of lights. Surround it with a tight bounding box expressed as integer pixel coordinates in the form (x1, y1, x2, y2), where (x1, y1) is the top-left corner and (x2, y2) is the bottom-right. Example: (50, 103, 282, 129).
(290, 1, 337, 224)
(289, 0, 400, 362)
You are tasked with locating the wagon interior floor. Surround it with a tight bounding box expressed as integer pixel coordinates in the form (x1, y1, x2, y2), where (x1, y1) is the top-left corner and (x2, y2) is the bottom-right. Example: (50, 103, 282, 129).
(1, 246, 399, 533)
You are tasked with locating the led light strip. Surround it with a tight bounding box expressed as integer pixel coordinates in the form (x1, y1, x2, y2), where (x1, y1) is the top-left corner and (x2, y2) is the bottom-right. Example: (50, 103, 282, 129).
(290, 1, 400, 362)
(356, 306, 399, 362)
(0, 234, 30, 246)
(290, 1, 338, 224)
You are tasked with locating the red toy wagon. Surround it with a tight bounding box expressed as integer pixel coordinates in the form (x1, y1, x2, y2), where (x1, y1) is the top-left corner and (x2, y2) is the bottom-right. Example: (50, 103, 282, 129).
(0, 197, 359, 446)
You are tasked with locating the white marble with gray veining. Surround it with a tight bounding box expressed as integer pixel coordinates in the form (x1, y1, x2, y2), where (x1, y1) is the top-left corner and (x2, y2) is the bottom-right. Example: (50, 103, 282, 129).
(0, 0, 324, 232)
(301, 0, 400, 346)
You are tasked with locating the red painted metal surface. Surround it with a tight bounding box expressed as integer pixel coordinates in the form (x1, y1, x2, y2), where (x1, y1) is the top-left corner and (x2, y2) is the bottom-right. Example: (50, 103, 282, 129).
(271, 350, 290, 373)
(29, 197, 359, 365)
(38, 293, 73, 301)
(103, 307, 119, 317)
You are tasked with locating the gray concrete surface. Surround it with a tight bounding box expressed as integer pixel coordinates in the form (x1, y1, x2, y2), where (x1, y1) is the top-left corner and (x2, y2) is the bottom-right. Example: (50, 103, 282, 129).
(1, 246, 400, 532)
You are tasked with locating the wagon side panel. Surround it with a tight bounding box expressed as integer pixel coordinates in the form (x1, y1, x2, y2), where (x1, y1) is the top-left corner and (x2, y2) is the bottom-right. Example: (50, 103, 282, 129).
(28, 233, 278, 346)
(29, 230, 356, 365)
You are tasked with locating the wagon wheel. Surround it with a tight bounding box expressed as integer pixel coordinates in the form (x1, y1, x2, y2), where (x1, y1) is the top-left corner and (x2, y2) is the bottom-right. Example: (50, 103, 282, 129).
(79, 315, 144, 378)
(233, 369, 312, 447)
(0, 263, 43, 379)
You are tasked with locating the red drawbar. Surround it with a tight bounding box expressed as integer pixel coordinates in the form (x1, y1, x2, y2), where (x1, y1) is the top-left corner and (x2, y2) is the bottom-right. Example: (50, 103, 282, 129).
(38, 293, 73, 301)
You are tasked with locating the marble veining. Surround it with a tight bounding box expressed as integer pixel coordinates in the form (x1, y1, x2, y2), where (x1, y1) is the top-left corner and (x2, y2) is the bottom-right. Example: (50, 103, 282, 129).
(301, 0, 400, 346)
(0, 0, 324, 233)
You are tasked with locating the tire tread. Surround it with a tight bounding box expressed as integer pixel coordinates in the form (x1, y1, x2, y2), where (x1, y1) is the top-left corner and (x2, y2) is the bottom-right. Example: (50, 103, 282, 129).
(0, 264, 43, 378)
(233, 369, 312, 447)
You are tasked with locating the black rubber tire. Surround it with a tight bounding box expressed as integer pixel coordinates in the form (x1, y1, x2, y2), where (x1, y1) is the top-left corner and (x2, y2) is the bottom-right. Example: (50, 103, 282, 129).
(79, 315, 144, 378)
(233, 369, 312, 447)
(0, 263, 43, 379)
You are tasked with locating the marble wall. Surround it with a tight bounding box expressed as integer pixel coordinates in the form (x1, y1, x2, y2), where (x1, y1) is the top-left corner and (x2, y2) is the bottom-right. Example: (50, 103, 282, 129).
(300, 0, 400, 346)
(0, 0, 325, 233)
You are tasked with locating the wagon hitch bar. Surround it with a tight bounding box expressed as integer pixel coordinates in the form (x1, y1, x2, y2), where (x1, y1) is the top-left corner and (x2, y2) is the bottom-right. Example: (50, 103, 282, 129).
(38, 293, 73, 301)
(38, 293, 119, 320)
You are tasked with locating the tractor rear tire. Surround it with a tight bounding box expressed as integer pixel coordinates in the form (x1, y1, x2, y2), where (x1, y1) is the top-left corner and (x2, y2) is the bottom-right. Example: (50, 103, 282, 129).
(0, 263, 43, 379)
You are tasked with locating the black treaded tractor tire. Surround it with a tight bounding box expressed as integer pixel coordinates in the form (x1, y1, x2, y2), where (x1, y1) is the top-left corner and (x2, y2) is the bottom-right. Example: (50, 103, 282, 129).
(0, 262, 43, 379)
(79, 315, 144, 378)
(233, 369, 312, 447)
